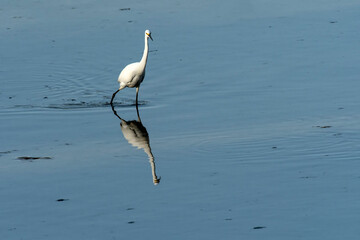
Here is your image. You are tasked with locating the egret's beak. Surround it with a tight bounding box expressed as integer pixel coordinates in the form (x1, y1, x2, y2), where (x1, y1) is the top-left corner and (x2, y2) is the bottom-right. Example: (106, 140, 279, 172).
(149, 34, 153, 41)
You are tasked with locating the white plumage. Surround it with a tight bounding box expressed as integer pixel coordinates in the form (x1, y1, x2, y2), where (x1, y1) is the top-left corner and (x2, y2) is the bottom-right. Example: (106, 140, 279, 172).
(110, 29, 153, 105)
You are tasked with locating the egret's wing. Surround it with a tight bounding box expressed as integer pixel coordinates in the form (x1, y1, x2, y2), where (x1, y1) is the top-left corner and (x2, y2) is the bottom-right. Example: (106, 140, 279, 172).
(118, 62, 139, 84)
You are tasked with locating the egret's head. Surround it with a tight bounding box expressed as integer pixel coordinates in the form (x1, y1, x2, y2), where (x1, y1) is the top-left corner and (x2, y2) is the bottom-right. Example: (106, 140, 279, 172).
(145, 29, 153, 41)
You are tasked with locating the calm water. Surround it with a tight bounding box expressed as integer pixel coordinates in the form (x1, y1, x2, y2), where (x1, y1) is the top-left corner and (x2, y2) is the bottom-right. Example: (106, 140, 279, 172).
(1, 1, 360, 239)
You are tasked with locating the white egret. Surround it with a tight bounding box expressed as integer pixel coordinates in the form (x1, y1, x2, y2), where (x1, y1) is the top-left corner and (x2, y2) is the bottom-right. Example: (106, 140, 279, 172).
(110, 29, 153, 105)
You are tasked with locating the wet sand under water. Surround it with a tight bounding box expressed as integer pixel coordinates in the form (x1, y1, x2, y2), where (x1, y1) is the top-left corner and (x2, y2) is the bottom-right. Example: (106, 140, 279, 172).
(1, 1, 360, 239)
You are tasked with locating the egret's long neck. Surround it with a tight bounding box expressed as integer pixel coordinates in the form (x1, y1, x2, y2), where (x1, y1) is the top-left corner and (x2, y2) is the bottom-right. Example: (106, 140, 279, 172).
(139, 36, 149, 69)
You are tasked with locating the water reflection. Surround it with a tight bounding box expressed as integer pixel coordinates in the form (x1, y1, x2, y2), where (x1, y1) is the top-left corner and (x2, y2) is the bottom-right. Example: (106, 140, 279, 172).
(111, 104, 161, 185)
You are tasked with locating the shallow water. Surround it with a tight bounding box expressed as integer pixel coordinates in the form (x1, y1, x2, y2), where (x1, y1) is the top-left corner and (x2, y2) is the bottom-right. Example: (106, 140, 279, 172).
(1, 1, 360, 239)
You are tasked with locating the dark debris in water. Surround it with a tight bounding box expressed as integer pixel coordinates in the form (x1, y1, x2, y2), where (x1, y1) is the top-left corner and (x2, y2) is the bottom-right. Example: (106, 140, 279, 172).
(253, 226, 266, 230)
(127, 221, 135, 224)
(119, 8, 130, 11)
(14, 99, 148, 110)
(47, 102, 103, 109)
(56, 198, 69, 202)
(300, 176, 317, 179)
(108, 100, 148, 107)
(314, 126, 332, 128)
(50, 98, 148, 109)
(17, 156, 52, 160)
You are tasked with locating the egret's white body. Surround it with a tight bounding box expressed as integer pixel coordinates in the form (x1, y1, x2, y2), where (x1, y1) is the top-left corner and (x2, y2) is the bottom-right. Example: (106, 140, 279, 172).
(118, 62, 145, 89)
(110, 29, 153, 105)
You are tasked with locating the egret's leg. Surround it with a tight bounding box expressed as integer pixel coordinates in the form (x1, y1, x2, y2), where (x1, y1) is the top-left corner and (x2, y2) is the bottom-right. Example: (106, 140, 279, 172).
(136, 101, 141, 122)
(110, 103, 123, 121)
(110, 89, 120, 105)
(135, 87, 140, 105)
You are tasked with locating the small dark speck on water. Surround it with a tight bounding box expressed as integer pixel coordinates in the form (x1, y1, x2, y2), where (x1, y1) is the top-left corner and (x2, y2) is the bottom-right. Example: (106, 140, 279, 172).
(17, 156, 52, 160)
(314, 126, 332, 128)
(120, 8, 130, 11)
(126, 208, 135, 211)
(329, 21, 337, 23)
(272, 146, 277, 149)
(253, 226, 266, 230)
(56, 198, 69, 202)
(225, 218, 232, 221)
(300, 176, 316, 179)
(128, 221, 135, 224)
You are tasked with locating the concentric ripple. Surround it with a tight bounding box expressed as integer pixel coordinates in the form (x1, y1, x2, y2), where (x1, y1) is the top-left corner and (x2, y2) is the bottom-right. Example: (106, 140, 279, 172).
(1, 55, 148, 111)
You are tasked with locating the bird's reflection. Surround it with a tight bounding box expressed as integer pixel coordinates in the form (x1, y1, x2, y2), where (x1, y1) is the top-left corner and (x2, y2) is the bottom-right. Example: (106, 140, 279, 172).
(111, 103, 160, 185)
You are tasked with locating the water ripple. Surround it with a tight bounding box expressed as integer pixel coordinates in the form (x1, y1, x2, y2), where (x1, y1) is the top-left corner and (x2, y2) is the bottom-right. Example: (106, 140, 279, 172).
(13, 99, 148, 110)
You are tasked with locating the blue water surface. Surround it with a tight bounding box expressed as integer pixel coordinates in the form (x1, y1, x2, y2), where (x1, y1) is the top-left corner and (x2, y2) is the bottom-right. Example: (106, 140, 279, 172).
(1, 1, 360, 239)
